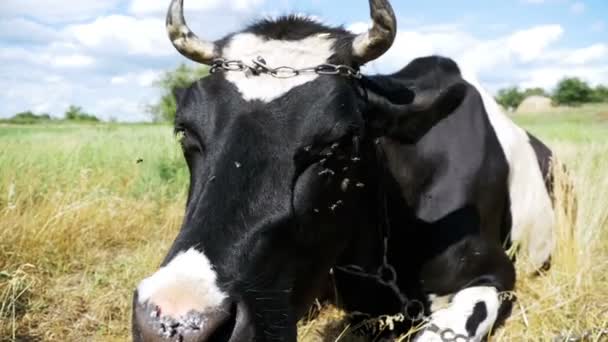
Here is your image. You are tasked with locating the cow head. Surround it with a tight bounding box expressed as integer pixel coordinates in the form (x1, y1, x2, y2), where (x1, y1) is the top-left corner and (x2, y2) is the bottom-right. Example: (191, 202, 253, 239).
(132, 1, 466, 341)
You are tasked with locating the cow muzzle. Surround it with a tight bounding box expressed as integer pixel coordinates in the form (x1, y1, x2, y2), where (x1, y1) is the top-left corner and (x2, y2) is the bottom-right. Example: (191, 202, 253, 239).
(132, 249, 254, 341)
(132, 292, 254, 342)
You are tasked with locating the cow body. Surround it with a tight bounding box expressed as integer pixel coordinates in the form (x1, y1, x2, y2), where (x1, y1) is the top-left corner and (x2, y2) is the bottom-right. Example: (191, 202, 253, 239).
(333, 56, 555, 339)
(132, 2, 556, 341)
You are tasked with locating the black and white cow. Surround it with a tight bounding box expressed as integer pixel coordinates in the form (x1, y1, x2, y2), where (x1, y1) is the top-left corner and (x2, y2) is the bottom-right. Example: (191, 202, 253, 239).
(132, 0, 556, 341)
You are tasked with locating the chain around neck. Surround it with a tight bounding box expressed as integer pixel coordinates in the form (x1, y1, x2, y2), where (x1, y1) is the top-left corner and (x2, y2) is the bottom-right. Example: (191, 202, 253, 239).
(210, 56, 362, 80)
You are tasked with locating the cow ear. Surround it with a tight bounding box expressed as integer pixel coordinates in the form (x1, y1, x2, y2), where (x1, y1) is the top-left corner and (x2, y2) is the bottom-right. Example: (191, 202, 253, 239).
(386, 83, 467, 143)
(173, 86, 188, 104)
(364, 80, 467, 144)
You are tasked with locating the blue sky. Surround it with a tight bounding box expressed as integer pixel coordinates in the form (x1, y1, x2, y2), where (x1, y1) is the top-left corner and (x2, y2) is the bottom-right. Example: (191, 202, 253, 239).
(1, 0, 606, 121)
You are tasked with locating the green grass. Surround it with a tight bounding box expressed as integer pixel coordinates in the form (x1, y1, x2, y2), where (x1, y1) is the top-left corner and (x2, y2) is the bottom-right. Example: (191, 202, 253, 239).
(512, 104, 608, 143)
(0, 124, 188, 199)
(1, 104, 607, 341)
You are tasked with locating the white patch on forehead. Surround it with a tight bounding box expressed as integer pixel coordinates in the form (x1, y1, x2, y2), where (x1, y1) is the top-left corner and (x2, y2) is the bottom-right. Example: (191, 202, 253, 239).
(137, 248, 227, 318)
(221, 33, 336, 102)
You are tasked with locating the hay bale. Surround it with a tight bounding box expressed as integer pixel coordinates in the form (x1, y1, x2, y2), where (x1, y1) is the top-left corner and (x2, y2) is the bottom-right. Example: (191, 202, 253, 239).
(516, 96, 554, 114)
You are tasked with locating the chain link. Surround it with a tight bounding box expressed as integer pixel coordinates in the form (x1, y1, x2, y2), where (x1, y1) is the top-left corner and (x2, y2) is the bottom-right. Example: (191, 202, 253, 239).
(422, 319, 473, 342)
(333, 143, 480, 342)
(336, 263, 476, 342)
(210, 56, 362, 79)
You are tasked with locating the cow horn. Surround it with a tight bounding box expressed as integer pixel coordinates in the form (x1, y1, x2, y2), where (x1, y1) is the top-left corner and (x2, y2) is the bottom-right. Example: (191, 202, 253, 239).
(166, 0, 217, 65)
(352, 0, 397, 64)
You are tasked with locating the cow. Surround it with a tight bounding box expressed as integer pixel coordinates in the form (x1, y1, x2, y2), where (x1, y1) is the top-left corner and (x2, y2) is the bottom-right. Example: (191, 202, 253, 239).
(131, 0, 556, 341)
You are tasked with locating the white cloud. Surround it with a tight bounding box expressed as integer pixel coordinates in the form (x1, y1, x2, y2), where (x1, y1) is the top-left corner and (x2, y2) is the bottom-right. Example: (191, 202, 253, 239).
(129, 0, 265, 16)
(233, 0, 265, 11)
(346, 22, 369, 34)
(49, 54, 95, 68)
(506, 25, 564, 62)
(0, 18, 58, 43)
(110, 76, 128, 85)
(130, 0, 222, 16)
(0, 41, 157, 121)
(0, 46, 94, 69)
(562, 44, 608, 65)
(521, 66, 608, 89)
(66, 15, 170, 57)
(0, 65, 157, 121)
(591, 21, 605, 32)
(0, 0, 269, 121)
(110, 70, 163, 87)
(570, 2, 586, 14)
(361, 23, 607, 93)
(364, 24, 564, 74)
(0, 46, 35, 63)
(137, 70, 163, 87)
(0, 67, 74, 118)
(93, 98, 146, 121)
(0, 0, 121, 23)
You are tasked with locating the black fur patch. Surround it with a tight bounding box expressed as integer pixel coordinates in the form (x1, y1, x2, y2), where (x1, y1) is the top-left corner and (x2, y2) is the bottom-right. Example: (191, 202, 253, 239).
(214, 15, 357, 66)
(244, 15, 350, 41)
(465, 301, 488, 337)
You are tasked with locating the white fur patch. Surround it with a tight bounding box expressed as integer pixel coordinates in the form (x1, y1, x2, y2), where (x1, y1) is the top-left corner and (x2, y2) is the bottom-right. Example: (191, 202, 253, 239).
(416, 286, 500, 342)
(461, 70, 555, 270)
(428, 293, 452, 313)
(221, 33, 336, 102)
(137, 248, 228, 318)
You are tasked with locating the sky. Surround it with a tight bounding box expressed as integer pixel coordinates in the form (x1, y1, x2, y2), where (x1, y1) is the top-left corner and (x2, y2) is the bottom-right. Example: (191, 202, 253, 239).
(1, 0, 607, 122)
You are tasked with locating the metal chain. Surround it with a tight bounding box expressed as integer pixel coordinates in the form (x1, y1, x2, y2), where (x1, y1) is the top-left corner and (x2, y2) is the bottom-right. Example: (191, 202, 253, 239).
(210, 56, 363, 79)
(422, 320, 473, 342)
(335, 264, 476, 341)
(334, 142, 477, 342)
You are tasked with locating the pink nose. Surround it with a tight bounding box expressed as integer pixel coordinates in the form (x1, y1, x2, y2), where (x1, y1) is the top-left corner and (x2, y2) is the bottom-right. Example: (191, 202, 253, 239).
(132, 290, 237, 342)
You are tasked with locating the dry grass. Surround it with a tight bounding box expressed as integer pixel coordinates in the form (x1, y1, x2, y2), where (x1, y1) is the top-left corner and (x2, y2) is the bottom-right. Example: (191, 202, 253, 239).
(0, 125, 186, 341)
(495, 142, 608, 341)
(1, 107, 607, 341)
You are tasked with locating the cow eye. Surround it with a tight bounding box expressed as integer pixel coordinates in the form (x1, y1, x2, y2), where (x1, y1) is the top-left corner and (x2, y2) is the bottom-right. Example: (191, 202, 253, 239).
(175, 128, 202, 153)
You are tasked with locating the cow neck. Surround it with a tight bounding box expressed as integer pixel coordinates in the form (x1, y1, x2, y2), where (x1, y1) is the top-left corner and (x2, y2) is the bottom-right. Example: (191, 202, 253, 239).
(333, 140, 426, 322)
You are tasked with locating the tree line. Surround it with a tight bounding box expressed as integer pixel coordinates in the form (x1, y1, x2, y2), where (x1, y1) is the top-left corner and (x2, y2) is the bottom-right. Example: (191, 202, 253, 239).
(496, 78, 608, 110)
(2, 105, 100, 124)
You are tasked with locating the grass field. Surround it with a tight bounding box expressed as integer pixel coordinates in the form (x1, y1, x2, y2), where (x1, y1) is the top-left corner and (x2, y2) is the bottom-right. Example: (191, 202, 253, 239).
(1, 105, 607, 341)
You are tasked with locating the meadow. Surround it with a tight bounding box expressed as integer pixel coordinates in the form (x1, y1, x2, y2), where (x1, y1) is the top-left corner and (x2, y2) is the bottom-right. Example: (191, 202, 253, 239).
(1, 104, 607, 341)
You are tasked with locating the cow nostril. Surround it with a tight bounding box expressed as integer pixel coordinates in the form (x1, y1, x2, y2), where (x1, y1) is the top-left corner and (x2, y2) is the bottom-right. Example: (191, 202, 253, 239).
(133, 292, 240, 342)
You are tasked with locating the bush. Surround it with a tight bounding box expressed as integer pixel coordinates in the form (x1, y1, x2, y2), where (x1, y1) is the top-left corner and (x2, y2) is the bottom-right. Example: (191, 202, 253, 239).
(3, 111, 52, 124)
(552, 78, 593, 106)
(496, 87, 525, 110)
(523, 87, 548, 97)
(591, 85, 608, 103)
(65, 105, 100, 122)
(147, 63, 209, 122)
